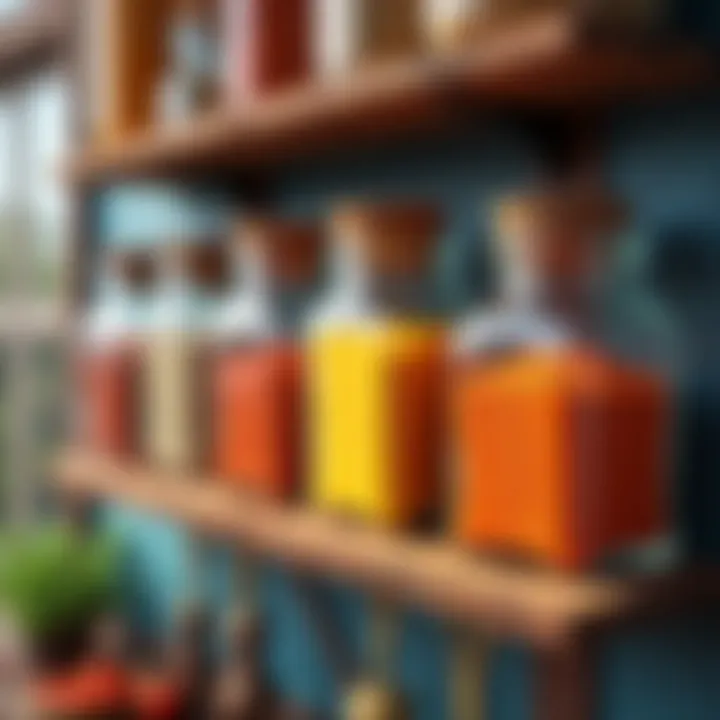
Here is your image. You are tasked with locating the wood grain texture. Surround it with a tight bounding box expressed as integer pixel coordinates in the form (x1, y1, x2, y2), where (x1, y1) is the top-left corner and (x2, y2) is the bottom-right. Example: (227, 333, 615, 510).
(65, 10, 718, 185)
(54, 448, 720, 649)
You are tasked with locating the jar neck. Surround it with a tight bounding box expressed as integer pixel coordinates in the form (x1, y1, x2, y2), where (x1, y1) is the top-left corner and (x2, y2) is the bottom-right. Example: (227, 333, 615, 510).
(232, 244, 275, 306)
(498, 263, 604, 330)
(332, 240, 432, 315)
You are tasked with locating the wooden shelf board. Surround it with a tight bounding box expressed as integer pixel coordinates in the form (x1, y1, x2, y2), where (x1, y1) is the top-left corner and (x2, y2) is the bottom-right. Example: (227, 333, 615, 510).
(54, 449, 720, 648)
(67, 12, 718, 185)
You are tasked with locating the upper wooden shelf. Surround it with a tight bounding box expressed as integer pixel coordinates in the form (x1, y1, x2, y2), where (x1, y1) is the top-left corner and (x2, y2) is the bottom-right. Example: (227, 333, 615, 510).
(54, 448, 720, 649)
(67, 12, 718, 186)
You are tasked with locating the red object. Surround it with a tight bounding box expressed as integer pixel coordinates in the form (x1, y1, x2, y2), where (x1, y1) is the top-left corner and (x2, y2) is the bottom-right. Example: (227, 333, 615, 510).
(224, 0, 311, 102)
(214, 343, 302, 500)
(79, 346, 139, 458)
(132, 674, 184, 719)
(36, 662, 132, 717)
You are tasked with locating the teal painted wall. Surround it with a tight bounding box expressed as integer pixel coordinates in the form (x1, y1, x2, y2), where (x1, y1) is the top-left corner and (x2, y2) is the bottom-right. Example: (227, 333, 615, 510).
(98, 95, 720, 718)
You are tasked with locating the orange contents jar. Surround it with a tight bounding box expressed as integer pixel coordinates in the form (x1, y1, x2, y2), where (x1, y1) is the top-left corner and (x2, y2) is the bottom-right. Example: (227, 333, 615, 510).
(212, 218, 321, 499)
(451, 187, 672, 571)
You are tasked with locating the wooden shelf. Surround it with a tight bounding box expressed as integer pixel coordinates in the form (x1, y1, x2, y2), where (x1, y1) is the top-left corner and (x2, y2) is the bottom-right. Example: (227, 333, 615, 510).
(67, 12, 718, 186)
(54, 448, 720, 648)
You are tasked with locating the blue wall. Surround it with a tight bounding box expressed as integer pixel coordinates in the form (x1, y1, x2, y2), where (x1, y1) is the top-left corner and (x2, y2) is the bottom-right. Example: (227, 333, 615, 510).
(99, 94, 720, 718)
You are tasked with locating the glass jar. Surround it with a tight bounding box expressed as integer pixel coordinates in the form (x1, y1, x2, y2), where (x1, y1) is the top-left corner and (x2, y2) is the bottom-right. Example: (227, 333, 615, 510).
(212, 217, 322, 499)
(144, 241, 227, 474)
(308, 201, 445, 528)
(157, 0, 221, 123)
(451, 185, 675, 571)
(421, 0, 667, 53)
(78, 252, 145, 459)
(313, 0, 422, 79)
(223, 0, 311, 103)
(87, 0, 170, 143)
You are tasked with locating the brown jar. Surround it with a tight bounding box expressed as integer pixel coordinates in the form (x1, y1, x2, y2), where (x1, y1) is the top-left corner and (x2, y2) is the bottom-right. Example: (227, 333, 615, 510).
(314, 0, 422, 78)
(87, 0, 171, 144)
(223, 0, 311, 103)
(422, 0, 667, 53)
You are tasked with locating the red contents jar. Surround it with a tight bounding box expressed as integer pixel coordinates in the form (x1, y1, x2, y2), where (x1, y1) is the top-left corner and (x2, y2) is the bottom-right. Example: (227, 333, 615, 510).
(223, 0, 311, 103)
(212, 217, 321, 500)
(80, 349, 139, 458)
(78, 252, 149, 459)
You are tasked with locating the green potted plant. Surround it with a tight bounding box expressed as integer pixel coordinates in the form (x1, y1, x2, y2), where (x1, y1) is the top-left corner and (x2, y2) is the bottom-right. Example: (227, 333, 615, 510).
(0, 522, 121, 669)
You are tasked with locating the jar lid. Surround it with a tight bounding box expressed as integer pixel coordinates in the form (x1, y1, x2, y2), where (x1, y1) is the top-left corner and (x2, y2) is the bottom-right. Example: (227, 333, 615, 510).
(331, 200, 442, 277)
(174, 0, 217, 20)
(238, 217, 322, 286)
(333, 200, 442, 238)
(157, 239, 229, 291)
(107, 250, 156, 292)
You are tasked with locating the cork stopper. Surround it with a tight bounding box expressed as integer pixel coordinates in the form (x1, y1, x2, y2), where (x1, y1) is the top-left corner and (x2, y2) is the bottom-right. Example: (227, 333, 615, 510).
(237, 217, 322, 287)
(495, 184, 627, 243)
(331, 200, 442, 279)
(493, 184, 627, 282)
(173, 0, 217, 21)
(158, 239, 229, 291)
(109, 250, 156, 292)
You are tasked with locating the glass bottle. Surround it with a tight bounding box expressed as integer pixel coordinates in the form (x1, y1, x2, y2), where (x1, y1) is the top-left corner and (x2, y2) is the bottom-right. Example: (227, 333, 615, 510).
(87, 0, 170, 143)
(79, 252, 141, 459)
(223, 0, 311, 104)
(313, 0, 422, 79)
(144, 242, 226, 474)
(158, 0, 220, 124)
(308, 201, 445, 529)
(421, 0, 667, 54)
(212, 217, 322, 500)
(451, 185, 675, 572)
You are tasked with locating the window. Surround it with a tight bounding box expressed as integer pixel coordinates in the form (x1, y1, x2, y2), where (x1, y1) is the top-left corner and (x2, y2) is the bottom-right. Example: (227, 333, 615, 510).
(0, 68, 70, 524)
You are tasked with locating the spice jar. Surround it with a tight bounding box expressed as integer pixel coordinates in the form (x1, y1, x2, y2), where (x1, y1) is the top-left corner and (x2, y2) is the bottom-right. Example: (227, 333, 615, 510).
(87, 0, 171, 144)
(78, 252, 148, 459)
(212, 217, 322, 500)
(451, 186, 674, 571)
(313, 0, 422, 79)
(157, 0, 220, 124)
(223, 0, 311, 104)
(308, 201, 445, 528)
(422, 0, 668, 53)
(144, 241, 227, 474)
